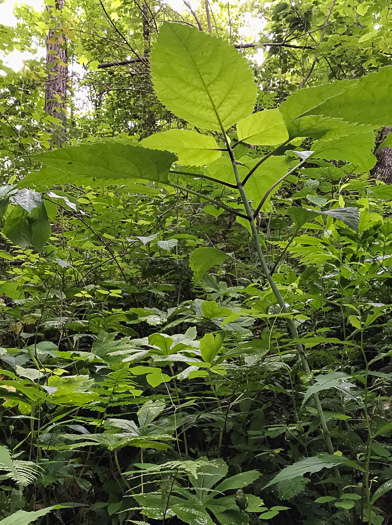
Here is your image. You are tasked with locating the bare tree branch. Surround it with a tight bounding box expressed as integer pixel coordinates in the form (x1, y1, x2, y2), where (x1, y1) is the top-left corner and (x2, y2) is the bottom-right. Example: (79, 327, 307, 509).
(98, 57, 145, 69)
(183, 0, 203, 31)
(97, 41, 316, 69)
(235, 42, 315, 50)
(97, 0, 147, 65)
(205, 0, 212, 33)
(300, 0, 338, 88)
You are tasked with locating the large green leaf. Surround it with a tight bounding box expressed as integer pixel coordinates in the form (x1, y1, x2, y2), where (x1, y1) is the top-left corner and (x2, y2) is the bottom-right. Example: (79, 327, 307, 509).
(301, 66, 392, 126)
(172, 504, 214, 525)
(137, 400, 166, 428)
(264, 455, 349, 488)
(141, 130, 221, 166)
(3, 204, 51, 251)
(214, 471, 261, 492)
(237, 109, 289, 146)
(302, 372, 356, 406)
(207, 156, 290, 211)
(190, 247, 228, 284)
(288, 207, 360, 232)
(312, 131, 376, 172)
(279, 80, 354, 137)
(30, 205, 51, 251)
(244, 156, 290, 209)
(150, 23, 256, 131)
(0, 507, 57, 525)
(21, 142, 176, 189)
(188, 458, 228, 493)
(285, 115, 373, 140)
(200, 332, 224, 364)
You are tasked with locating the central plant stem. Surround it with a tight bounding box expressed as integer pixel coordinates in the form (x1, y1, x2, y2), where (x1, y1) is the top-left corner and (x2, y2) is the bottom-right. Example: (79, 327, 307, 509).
(227, 145, 334, 456)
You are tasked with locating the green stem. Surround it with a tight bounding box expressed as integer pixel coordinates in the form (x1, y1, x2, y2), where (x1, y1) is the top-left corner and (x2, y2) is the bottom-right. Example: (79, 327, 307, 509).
(114, 450, 132, 492)
(169, 182, 249, 220)
(253, 158, 308, 218)
(170, 169, 237, 189)
(227, 144, 335, 456)
(242, 139, 291, 186)
(359, 323, 372, 523)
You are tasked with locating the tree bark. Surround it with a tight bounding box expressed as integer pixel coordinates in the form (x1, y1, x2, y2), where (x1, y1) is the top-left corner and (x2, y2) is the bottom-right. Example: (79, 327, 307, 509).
(142, 0, 150, 57)
(45, 0, 68, 147)
(372, 127, 392, 184)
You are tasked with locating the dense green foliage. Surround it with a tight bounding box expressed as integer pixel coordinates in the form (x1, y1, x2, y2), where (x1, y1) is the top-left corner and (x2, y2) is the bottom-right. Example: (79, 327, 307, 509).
(0, 1, 392, 524)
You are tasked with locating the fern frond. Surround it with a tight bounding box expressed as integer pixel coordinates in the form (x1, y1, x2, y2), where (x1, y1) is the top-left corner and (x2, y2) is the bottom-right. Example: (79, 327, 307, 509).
(0, 446, 42, 488)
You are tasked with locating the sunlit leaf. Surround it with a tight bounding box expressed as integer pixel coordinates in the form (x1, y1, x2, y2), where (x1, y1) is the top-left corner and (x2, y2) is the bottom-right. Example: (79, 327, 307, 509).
(237, 109, 289, 146)
(151, 23, 256, 131)
(142, 130, 221, 166)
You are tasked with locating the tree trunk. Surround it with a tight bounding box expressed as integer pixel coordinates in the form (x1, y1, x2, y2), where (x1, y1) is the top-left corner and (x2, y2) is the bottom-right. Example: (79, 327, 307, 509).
(45, 0, 68, 147)
(372, 127, 392, 184)
(142, 0, 150, 57)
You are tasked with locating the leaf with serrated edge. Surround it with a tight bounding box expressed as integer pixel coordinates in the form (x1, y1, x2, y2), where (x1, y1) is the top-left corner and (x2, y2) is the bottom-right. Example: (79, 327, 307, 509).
(300, 66, 392, 126)
(312, 131, 376, 172)
(151, 23, 256, 131)
(21, 142, 176, 189)
(279, 80, 354, 137)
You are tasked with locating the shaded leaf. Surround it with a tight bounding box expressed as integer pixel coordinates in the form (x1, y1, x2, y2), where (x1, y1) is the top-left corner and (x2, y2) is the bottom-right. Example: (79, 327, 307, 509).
(190, 247, 228, 284)
(0, 507, 56, 525)
(22, 142, 176, 188)
(215, 471, 261, 493)
(302, 372, 356, 406)
(264, 455, 350, 488)
(371, 479, 392, 504)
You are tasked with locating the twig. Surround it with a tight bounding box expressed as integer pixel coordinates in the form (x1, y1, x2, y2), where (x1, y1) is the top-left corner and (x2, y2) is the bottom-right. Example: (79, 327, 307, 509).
(97, 0, 146, 64)
(235, 42, 315, 50)
(171, 169, 237, 189)
(45, 197, 129, 283)
(299, 0, 337, 88)
(96, 42, 316, 70)
(183, 0, 203, 31)
(169, 182, 250, 220)
(242, 139, 291, 186)
(98, 58, 145, 69)
(205, 0, 212, 33)
(252, 158, 308, 218)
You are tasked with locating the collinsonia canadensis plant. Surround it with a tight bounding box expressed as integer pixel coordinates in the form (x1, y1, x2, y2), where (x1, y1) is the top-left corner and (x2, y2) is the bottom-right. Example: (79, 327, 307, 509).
(6, 21, 392, 525)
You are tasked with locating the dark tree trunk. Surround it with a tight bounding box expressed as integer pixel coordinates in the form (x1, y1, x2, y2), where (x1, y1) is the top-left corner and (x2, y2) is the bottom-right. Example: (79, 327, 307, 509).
(142, 0, 150, 57)
(372, 127, 392, 183)
(45, 0, 68, 147)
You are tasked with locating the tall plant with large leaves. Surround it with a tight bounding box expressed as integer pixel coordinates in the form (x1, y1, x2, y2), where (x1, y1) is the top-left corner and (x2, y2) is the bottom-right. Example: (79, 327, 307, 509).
(20, 21, 392, 523)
